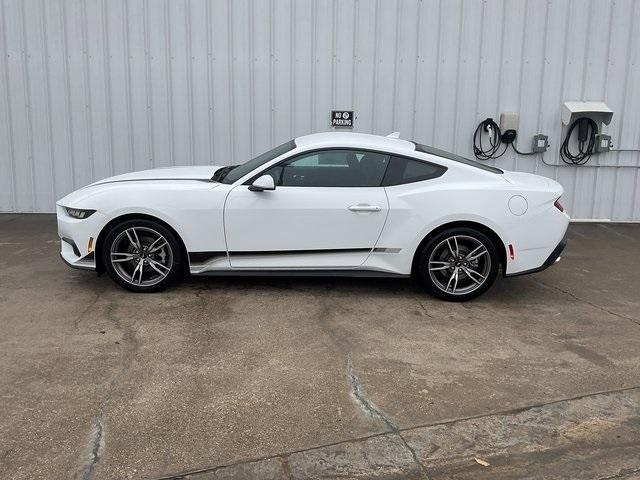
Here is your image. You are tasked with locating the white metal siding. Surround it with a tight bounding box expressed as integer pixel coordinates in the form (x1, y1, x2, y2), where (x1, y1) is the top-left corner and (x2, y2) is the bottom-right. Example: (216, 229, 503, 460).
(1, 0, 639, 219)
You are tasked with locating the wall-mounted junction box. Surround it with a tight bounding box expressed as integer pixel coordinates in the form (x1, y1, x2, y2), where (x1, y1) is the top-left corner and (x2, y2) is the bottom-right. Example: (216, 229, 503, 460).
(595, 134, 612, 153)
(532, 134, 549, 153)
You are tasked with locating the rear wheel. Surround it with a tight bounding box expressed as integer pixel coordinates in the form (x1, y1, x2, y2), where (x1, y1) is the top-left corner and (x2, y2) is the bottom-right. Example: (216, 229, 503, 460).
(418, 227, 499, 302)
(102, 219, 183, 292)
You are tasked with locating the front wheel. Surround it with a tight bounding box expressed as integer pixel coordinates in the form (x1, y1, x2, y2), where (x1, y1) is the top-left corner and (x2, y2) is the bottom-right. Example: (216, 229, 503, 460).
(102, 219, 183, 292)
(417, 227, 499, 302)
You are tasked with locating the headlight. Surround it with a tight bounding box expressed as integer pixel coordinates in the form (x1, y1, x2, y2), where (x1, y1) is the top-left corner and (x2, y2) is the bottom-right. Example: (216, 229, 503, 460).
(65, 207, 96, 219)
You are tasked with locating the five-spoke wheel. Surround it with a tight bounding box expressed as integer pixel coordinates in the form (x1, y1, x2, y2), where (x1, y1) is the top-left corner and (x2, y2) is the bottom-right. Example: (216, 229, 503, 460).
(418, 227, 499, 301)
(103, 219, 182, 292)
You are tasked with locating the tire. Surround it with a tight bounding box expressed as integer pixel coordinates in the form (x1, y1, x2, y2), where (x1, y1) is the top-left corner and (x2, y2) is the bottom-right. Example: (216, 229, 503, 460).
(417, 227, 499, 302)
(102, 219, 183, 293)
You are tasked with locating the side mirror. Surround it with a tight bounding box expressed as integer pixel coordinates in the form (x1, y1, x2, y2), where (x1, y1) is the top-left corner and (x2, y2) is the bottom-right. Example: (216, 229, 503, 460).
(248, 174, 276, 192)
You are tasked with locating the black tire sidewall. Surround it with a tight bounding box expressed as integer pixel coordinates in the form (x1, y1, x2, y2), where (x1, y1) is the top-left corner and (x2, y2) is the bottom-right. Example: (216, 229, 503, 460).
(102, 219, 183, 293)
(418, 227, 499, 302)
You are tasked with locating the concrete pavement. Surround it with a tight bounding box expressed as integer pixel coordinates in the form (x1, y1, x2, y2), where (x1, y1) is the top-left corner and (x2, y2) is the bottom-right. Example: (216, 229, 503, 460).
(0, 215, 639, 479)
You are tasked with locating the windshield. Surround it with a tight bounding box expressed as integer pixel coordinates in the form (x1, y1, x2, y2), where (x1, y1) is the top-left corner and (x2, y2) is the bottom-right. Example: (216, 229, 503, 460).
(214, 140, 297, 184)
(413, 143, 503, 174)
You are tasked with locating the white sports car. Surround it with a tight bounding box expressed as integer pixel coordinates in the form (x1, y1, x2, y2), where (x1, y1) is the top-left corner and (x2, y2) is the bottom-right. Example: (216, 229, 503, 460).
(57, 132, 569, 301)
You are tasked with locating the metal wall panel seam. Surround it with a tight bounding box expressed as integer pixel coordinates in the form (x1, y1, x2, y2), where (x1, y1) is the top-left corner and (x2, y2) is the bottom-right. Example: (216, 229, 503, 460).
(123, 0, 134, 172)
(351, 0, 359, 114)
(310, 0, 317, 132)
(163, 0, 175, 165)
(269, 0, 275, 146)
(227, 0, 235, 163)
(451, 0, 464, 153)
(472, 0, 486, 126)
(409, 0, 422, 139)
(186, 0, 194, 165)
(610, 0, 636, 219)
(513, 0, 528, 172)
(80, 0, 95, 182)
(580, 0, 593, 100)
(534, 0, 551, 177)
(630, 0, 640, 219)
(589, 0, 615, 218)
(19, 0, 36, 211)
(494, 0, 507, 173)
(206, 0, 214, 163)
(430, 0, 442, 142)
(248, 0, 255, 157)
(390, 0, 400, 130)
(1, 0, 17, 211)
(288, 0, 294, 138)
(554, 0, 572, 184)
(39, 0, 56, 207)
(494, 0, 506, 118)
(330, 0, 336, 113)
(61, 0, 77, 187)
(370, 0, 379, 134)
(142, 0, 154, 168)
(569, 0, 588, 214)
(569, 0, 594, 216)
(101, 0, 114, 177)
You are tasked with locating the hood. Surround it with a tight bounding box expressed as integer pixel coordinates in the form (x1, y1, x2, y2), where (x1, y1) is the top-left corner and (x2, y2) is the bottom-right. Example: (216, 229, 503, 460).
(89, 165, 224, 186)
(56, 165, 225, 207)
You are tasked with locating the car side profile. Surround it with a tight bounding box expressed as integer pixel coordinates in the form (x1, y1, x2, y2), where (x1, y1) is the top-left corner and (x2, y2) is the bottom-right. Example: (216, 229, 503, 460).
(56, 132, 569, 301)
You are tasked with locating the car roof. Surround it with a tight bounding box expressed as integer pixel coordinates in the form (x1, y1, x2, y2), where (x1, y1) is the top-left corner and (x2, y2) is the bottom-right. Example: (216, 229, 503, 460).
(294, 132, 503, 175)
(294, 132, 416, 153)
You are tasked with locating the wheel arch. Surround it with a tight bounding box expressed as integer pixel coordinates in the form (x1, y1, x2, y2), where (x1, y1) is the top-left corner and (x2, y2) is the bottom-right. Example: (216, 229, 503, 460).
(95, 213, 188, 274)
(411, 220, 507, 275)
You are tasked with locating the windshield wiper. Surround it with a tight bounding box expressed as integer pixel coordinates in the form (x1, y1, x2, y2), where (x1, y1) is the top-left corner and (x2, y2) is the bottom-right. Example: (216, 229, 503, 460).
(212, 165, 236, 182)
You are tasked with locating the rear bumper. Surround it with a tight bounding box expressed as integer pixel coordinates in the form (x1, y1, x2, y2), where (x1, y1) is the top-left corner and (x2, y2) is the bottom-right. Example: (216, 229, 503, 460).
(504, 237, 567, 278)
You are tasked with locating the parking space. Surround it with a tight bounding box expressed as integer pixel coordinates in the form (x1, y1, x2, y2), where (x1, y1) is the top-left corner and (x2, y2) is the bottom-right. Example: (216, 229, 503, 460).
(1, 214, 639, 479)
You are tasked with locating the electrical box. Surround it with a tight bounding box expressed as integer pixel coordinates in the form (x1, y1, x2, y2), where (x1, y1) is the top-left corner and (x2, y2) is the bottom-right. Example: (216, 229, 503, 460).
(500, 112, 519, 143)
(500, 112, 519, 132)
(532, 134, 549, 153)
(595, 134, 612, 153)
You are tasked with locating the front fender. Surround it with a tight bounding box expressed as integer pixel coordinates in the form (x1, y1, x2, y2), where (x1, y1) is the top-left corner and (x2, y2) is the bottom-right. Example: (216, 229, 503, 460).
(57, 181, 228, 255)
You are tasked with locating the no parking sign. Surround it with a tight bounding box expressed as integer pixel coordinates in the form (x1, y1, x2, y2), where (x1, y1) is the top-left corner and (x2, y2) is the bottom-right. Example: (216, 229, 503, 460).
(331, 110, 353, 128)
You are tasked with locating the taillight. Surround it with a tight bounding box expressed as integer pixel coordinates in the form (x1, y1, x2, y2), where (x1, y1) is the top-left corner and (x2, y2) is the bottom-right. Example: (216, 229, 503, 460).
(554, 199, 564, 212)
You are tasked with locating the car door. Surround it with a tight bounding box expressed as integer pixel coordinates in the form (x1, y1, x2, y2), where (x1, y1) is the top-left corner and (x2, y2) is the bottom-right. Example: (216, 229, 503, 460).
(224, 149, 390, 269)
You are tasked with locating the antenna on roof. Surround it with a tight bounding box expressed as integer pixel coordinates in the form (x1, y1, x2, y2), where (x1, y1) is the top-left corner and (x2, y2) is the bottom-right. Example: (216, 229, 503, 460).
(386, 132, 400, 139)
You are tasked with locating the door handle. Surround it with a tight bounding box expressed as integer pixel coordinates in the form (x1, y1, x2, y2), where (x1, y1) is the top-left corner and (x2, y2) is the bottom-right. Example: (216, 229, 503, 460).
(348, 204, 382, 212)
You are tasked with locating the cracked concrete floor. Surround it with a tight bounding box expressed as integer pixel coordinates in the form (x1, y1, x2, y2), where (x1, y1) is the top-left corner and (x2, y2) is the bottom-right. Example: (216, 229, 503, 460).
(1, 214, 639, 480)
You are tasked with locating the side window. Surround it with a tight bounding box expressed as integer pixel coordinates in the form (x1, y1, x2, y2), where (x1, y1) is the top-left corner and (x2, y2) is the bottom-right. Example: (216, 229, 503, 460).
(262, 150, 390, 187)
(382, 156, 447, 186)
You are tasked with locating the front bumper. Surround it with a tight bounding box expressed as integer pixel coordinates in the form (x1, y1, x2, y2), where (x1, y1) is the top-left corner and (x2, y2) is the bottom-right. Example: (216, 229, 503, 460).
(59, 251, 96, 271)
(57, 205, 105, 271)
(504, 237, 567, 278)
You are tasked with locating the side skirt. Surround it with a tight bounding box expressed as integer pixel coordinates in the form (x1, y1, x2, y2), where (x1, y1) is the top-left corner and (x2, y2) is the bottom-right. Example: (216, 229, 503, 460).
(191, 269, 410, 278)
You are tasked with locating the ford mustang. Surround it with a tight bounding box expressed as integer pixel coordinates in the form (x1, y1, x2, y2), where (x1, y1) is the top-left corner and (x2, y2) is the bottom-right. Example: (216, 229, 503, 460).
(56, 132, 569, 301)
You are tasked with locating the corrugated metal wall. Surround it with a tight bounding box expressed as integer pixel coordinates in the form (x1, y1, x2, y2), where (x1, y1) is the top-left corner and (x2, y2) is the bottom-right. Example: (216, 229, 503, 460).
(1, 0, 639, 219)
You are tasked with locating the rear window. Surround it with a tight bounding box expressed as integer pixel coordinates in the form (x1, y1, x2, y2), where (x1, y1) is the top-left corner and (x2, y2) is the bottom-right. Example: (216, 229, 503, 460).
(413, 143, 503, 174)
(382, 156, 446, 186)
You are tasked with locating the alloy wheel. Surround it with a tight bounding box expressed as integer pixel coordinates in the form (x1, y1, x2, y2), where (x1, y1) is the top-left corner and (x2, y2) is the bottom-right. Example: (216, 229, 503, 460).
(427, 234, 491, 296)
(109, 227, 173, 287)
